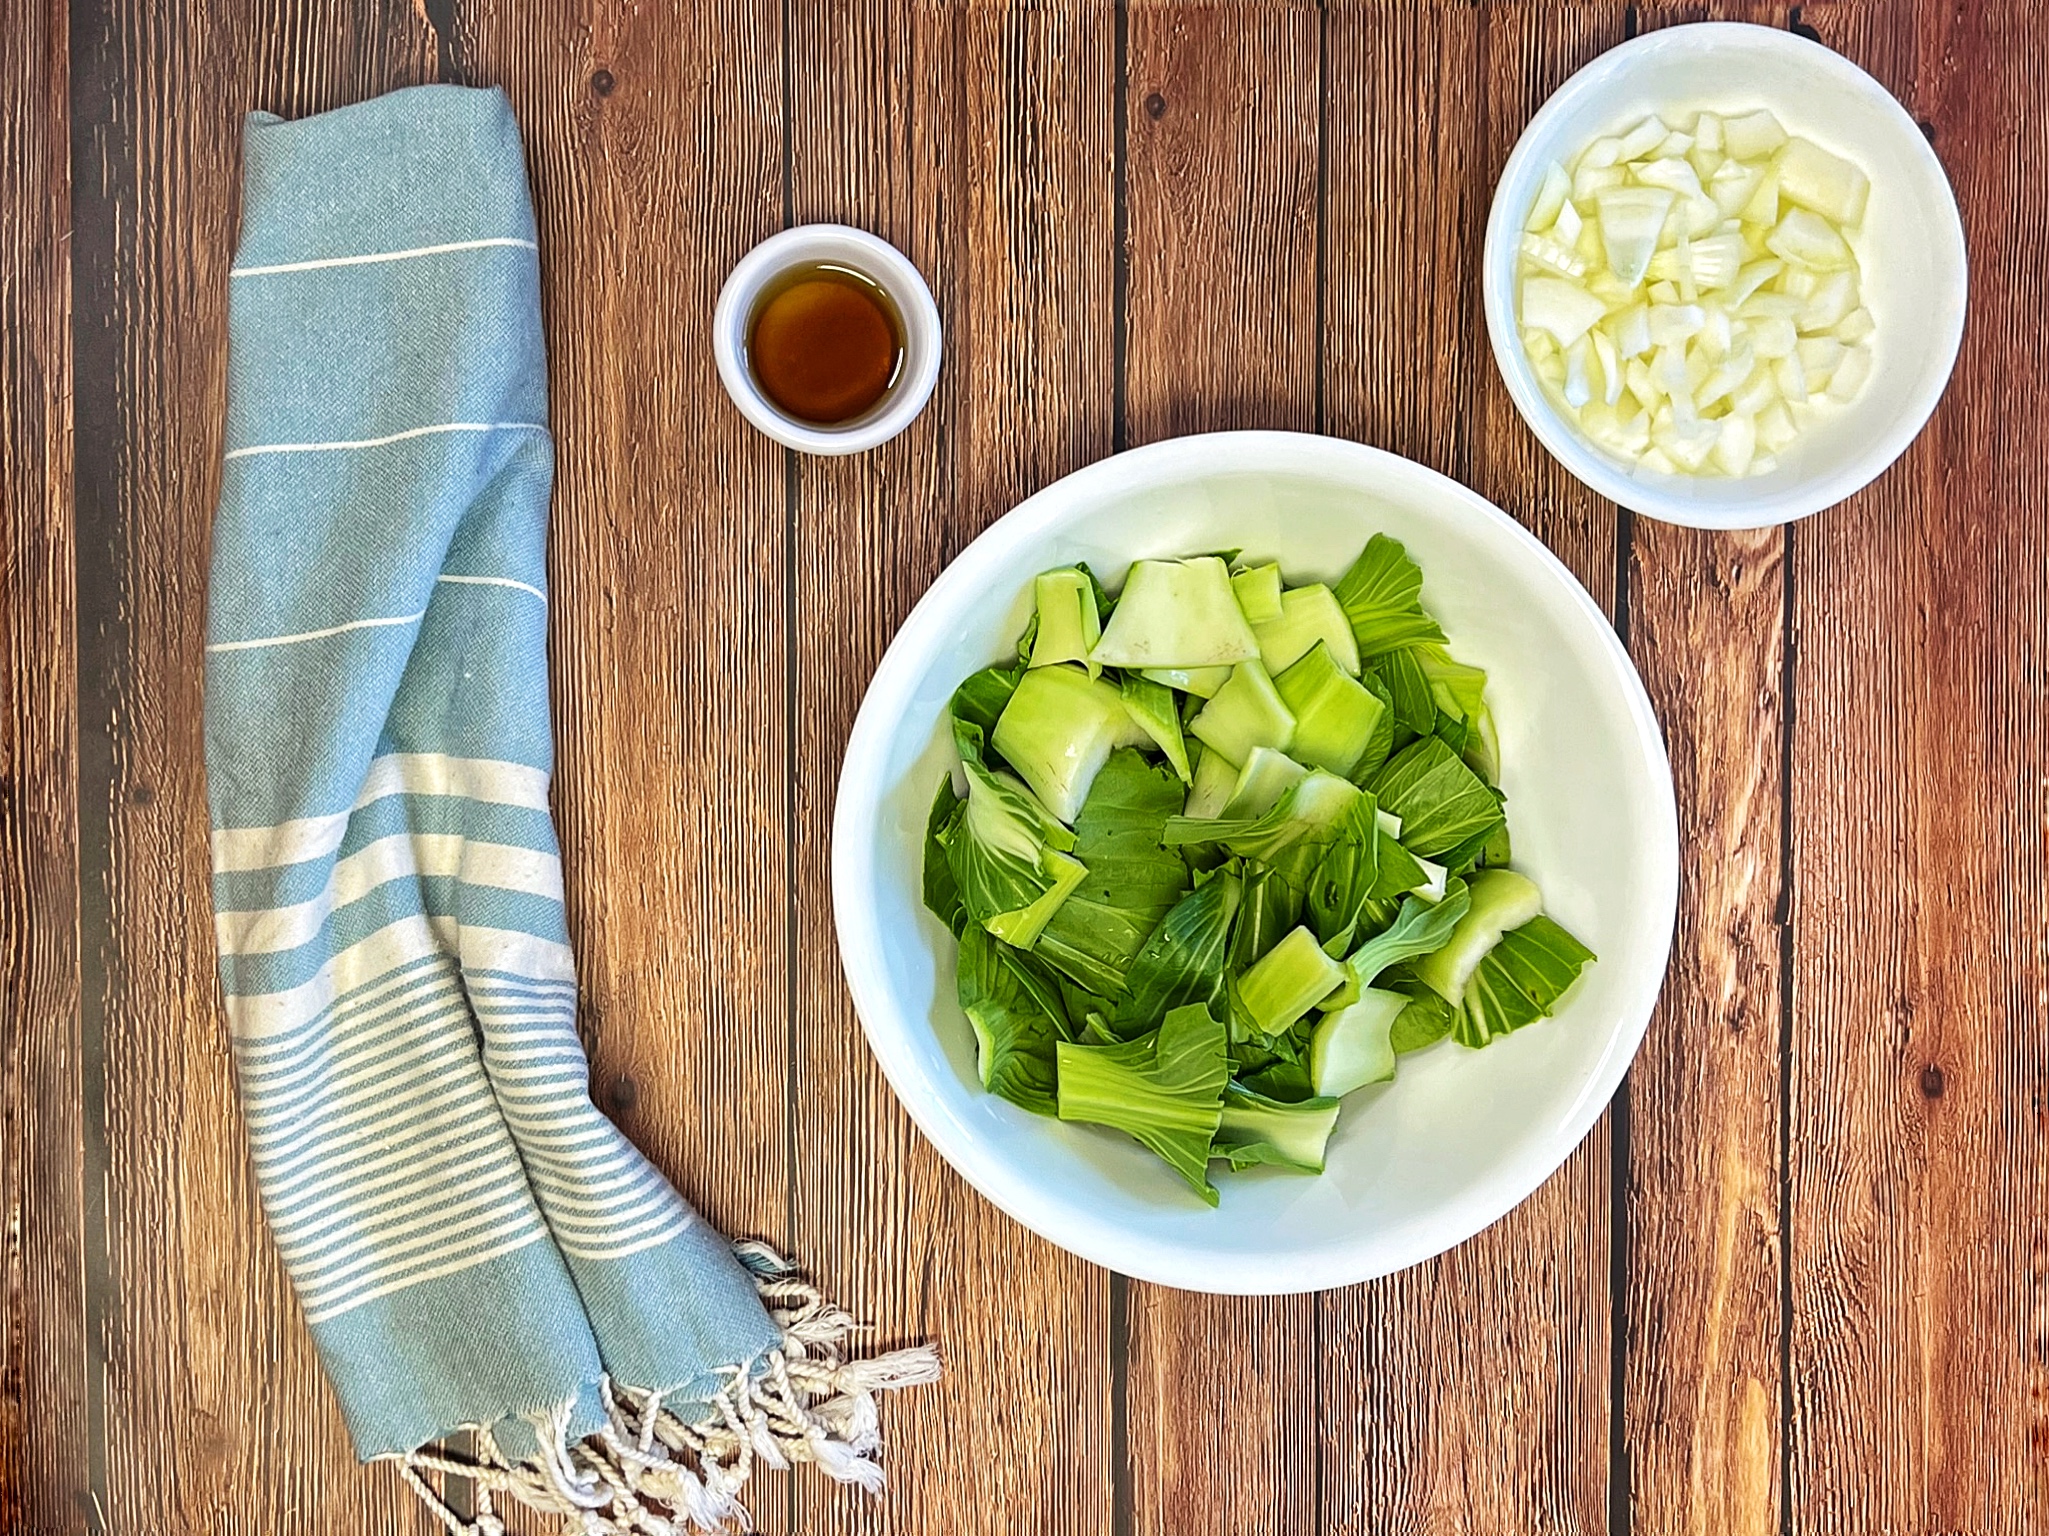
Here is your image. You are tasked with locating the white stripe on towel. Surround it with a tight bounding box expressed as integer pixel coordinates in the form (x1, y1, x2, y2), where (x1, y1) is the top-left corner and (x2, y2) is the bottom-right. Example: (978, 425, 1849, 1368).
(230, 237, 538, 278)
(301, 1226, 553, 1325)
(207, 610, 426, 654)
(207, 578, 546, 654)
(215, 833, 565, 957)
(222, 421, 547, 462)
(436, 573, 548, 604)
(212, 753, 553, 873)
(225, 917, 574, 1042)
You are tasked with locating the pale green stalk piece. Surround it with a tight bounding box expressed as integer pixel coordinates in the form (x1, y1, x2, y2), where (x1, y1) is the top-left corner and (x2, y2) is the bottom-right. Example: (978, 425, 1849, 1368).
(1027, 567, 1103, 675)
(1233, 925, 1347, 1036)
(1253, 584, 1360, 676)
(1188, 660, 1294, 767)
(1089, 556, 1259, 670)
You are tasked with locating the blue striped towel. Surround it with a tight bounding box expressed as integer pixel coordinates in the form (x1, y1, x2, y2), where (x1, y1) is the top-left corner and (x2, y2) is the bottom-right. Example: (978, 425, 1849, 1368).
(205, 85, 935, 1532)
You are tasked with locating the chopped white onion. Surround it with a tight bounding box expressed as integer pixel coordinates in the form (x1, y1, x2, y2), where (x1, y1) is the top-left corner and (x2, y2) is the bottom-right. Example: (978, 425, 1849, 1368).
(1517, 106, 1876, 478)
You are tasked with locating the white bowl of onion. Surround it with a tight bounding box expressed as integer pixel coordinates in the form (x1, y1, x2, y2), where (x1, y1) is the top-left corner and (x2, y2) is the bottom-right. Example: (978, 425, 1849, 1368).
(1482, 22, 1967, 529)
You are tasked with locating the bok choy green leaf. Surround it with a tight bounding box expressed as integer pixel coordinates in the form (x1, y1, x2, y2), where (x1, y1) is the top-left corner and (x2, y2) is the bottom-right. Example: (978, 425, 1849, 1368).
(919, 532, 1598, 1204)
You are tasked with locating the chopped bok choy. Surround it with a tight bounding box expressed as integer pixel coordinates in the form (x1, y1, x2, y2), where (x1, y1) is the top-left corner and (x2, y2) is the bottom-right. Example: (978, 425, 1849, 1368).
(922, 534, 1595, 1203)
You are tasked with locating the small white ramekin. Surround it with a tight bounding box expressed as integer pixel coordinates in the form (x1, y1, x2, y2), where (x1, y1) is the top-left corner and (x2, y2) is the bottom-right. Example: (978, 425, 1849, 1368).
(712, 224, 942, 456)
(1482, 22, 1968, 529)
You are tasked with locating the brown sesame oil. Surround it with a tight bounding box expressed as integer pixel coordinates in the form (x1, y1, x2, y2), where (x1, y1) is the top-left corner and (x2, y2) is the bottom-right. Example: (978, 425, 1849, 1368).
(746, 262, 905, 426)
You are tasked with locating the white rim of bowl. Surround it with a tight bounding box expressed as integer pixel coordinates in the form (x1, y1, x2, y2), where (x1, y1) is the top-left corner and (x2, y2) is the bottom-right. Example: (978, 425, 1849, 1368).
(830, 430, 1680, 1294)
(712, 223, 943, 456)
(1482, 21, 1969, 530)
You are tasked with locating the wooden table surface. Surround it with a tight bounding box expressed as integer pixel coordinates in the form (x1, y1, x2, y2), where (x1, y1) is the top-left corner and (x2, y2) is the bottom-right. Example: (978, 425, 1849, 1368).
(4, 2, 2045, 1532)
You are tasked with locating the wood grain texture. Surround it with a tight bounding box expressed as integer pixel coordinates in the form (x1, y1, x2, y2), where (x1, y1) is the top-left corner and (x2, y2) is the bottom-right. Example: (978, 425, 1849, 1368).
(1120, 7, 1321, 1535)
(1317, 8, 1621, 1534)
(1786, 4, 2049, 1531)
(1616, 11, 1794, 1536)
(455, 0, 793, 1359)
(451, 2, 792, 1528)
(1, 0, 85, 1530)
(785, 4, 1118, 1533)
(68, 3, 450, 1530)
(18, 0, 2049, 1528)
(1624, 500, 1787, 1536)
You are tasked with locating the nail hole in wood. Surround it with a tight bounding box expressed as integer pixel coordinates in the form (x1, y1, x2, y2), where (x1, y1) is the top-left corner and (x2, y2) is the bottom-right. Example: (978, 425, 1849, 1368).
(607, 1076, 638, 1113)
(1919, 1064, 1945, 1100)
(1144, 91, 1167, 120)
(591, 68, 616, 97)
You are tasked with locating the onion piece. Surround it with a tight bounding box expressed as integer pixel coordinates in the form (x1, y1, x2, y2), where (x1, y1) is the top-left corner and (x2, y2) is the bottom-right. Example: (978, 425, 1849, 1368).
(1521, 231, 1587, 279)
(1521, 276, 1608, 347)
(1634, 158, 1705, 200)
(1773, 351, 1809, 404)
(1739, 166, 1780, 228)
(1615, 115, 1670, 161)
(1595, 186, 1676, 286)
(1731, 363, 1780, 417)
(1798, 269, 1859, 332)
(1827, 343, 1873, 402)
(1562, 335, 1594, 408)
(1591, 325, 1623, 406)
(1713, 412, 1758, 476)
(1758, 402, 1799, 452)
(1709, 159, 1764, 218)
(1775, 137, 1871, 227)
(1749, 314, 1798, 359)
(1553, 198, 1585, 247)
(1647, 303, 1707, 346)
(1797, 336, 1845, 388)
(1573, 163, 1626, 203)
(1767, 208, 1854, 271)
(1723, 257, 1782, 309)
(1610, 303, 1653, 358)
(1723, 109, 1788, 160)
(1526, 159, 1571, 232)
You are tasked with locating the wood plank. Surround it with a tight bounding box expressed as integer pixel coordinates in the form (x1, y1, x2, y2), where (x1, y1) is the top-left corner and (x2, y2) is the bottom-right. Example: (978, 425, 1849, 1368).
(454, 0, 793, 1381)
(784, 4, 1118, 1532)
(1785, 4, 2049, 1530)
(1120, 6, 1321, 1534)
(1611, 10, 1795, 1536)
(67, 5, 453, 1529)
(1623, 513, 1787, 1536)
(1316, 7, 1622, 1532)
(0, 0, 86, 1529)
(454, 2, 793, 1529)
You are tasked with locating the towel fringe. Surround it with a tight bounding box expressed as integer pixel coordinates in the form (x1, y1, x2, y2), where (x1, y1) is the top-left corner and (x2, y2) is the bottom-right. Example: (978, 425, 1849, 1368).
(397, 1244, 940, 1534)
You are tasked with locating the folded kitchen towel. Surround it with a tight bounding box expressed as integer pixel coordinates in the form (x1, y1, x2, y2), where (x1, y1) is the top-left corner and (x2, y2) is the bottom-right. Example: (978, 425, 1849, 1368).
(204, 84, 935, 1532)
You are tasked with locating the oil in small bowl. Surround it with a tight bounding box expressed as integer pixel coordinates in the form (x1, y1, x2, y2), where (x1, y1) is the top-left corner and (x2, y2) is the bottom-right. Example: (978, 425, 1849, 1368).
(746, 263, 906, 427)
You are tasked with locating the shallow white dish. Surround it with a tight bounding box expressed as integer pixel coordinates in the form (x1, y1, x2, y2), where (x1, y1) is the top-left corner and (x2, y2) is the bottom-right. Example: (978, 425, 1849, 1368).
(712, 223, 942, 456)
(1483, 22, 1968, 529)
(831, 432, 1678, 1294)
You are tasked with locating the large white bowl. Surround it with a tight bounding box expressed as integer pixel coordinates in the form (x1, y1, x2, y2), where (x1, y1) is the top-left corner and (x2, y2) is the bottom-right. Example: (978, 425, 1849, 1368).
(1483, 22, 1968, 529)
(831, 432, 1678, 1293)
